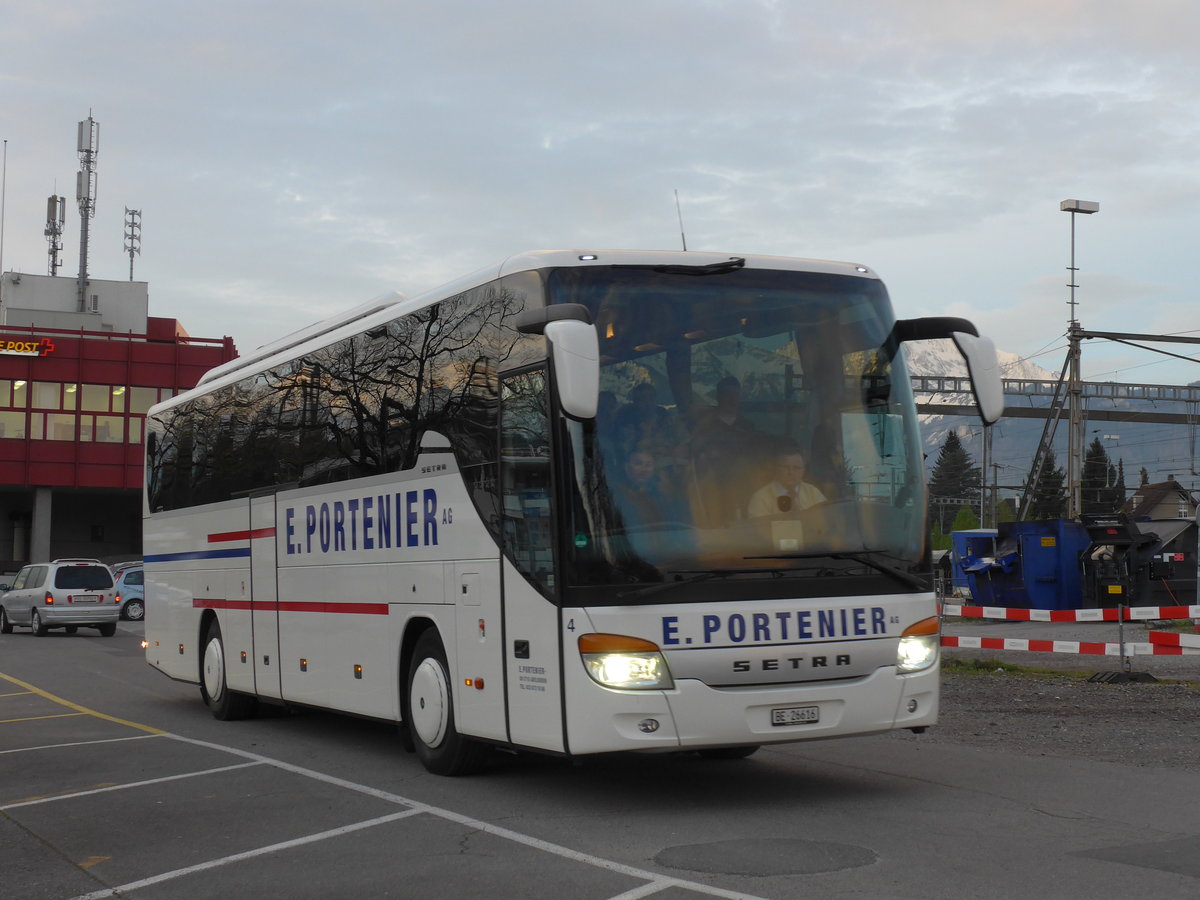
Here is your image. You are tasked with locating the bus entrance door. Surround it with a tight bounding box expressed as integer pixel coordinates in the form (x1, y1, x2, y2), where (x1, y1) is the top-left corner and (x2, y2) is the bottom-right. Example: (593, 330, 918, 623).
(249, 493, 283, 700)
(498, 368, 565, 752)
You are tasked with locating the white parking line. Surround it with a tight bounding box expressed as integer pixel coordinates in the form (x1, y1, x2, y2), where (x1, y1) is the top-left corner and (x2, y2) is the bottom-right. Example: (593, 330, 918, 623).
(69, 734, 765, 900)
(1, 761, 262, 810)
(70, 809, 425, 900)
(0, 733, 164, 756)
(1, 672, 765, 900)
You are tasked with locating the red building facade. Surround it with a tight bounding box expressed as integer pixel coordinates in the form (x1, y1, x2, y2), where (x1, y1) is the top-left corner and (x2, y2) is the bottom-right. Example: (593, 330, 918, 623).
(0, 317, 236, 570)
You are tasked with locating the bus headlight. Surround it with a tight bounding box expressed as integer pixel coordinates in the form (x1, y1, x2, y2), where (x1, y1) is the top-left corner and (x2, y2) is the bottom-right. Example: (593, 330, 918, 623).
(579, 633, 674, 690)
(896, 616, 939, 673)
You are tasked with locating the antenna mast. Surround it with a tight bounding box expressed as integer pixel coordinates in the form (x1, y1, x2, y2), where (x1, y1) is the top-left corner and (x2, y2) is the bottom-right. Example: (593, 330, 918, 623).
(674, 189, 687, 251)
(76, 114, 99, 312)
(124, 207, 141, 281)
(45, 194, 66, 275)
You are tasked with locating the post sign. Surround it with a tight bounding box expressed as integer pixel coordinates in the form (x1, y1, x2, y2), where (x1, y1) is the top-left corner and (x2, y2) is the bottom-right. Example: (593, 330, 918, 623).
(0, 339, 55, 357)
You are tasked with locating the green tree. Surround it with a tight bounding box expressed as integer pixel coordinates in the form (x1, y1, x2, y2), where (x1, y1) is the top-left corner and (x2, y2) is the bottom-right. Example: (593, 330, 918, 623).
(927, 430, 981, 532)
(1139, 466, 1150, 486)
(951, 505, 981, 532)
(1028, 448, 1066, 520)
(1081, 436, 1124, 515)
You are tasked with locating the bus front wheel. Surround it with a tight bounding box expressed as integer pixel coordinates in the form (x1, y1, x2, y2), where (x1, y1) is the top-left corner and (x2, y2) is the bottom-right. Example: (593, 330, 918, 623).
(406, 630, 488, 776)
(200, 619, 257, 721)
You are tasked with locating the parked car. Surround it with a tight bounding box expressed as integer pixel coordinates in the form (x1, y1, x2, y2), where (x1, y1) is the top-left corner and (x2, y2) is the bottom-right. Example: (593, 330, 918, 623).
(112, 562, 145, 621)
(0, 559, 120, 636)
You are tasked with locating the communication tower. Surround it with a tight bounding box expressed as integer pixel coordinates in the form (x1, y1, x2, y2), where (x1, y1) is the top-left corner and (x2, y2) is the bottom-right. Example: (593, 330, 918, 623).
(45, 194, 66, 275)
(76, 114, 99, 312)
(124, 207, 141, 281)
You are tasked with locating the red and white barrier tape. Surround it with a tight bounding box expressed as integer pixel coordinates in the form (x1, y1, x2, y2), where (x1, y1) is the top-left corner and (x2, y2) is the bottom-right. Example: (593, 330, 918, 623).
(941, 603, 1200, 623)
(1148, 631, 1200, 650)
(942, 635, 1200, 656)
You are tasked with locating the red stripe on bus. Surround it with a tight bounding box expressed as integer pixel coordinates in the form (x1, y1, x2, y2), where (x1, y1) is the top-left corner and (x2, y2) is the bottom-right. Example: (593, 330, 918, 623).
(207, 528, 276, 543)
(193, 599, 253, 611)
(192, 598, 387, 616)
(276, 601, 389, 615)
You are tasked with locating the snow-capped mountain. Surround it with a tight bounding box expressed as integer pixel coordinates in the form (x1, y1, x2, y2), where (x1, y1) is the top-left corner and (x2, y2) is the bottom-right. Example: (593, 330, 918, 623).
(904, 340, 1058, 476)
(903, 339, 1058, 382)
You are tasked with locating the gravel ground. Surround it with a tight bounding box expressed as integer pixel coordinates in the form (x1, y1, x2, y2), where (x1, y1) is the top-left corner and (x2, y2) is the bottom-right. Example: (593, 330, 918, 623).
(900, 668, 1200, 771)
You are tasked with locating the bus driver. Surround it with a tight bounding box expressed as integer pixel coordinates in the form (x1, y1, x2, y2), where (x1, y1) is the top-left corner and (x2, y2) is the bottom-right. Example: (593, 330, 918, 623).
(747, 447, 826, 518)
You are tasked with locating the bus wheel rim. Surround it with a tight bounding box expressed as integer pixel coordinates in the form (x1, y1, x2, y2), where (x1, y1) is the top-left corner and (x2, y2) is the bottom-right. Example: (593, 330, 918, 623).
(410, 658, 449, 748)
(203, 636, 226, 701)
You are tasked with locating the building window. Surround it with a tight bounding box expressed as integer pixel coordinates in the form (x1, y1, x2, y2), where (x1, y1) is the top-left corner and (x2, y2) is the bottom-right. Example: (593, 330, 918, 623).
(80, 415, 125, 443)
(94, 415, 123, 443)
(32, 382, 78, 411)
(0, 411, 26, 438)
(129, 386, 172, 415)
(0, 379, 29, 408)
(33, 413, 76, 441)
(129, 417, 143, 445)
(82, 385, 109, 411)
(81, 384, 128, 413)
(33, 382, 61, 409)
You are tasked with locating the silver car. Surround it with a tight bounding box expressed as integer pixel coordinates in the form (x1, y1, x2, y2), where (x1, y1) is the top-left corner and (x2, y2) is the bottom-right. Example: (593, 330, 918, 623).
(0, 559, 121, 636)
(113, 562, 145, 621)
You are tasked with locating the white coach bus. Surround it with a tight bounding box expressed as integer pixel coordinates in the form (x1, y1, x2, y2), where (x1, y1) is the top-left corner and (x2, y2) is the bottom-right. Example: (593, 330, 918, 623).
(143, 250, 1002, 775)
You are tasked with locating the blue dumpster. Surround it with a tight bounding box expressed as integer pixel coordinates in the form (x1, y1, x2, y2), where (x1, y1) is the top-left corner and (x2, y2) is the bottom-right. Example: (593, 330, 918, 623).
(959, 519, 1090, 610)
(949, 529, 997, 593)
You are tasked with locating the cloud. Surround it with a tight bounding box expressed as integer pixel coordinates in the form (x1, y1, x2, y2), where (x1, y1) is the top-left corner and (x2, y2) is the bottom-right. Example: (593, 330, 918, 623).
(0, 0, 1198, 368)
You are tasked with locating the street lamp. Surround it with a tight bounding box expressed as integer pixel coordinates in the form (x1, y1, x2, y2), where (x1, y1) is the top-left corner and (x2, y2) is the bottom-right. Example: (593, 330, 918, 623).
(1061, 198, 1099, 519)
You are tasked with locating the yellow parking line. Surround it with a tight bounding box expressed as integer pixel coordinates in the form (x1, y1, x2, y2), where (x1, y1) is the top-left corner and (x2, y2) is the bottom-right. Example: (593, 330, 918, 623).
(0, 712, 88, 724)
(0, 672, 166, 735)
(0, 690, 34, 697)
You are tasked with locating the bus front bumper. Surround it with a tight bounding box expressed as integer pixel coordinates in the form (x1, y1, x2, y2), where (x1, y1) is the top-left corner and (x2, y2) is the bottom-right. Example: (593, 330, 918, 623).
(567, 665, 938, 754)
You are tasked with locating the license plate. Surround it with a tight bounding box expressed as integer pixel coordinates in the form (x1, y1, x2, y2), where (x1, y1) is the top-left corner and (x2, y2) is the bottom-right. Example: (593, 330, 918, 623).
(71, 595, 100, 604)
(771, 705, 820, 726)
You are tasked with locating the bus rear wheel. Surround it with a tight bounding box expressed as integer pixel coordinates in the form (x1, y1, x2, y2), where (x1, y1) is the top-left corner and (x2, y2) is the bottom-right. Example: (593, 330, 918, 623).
(406, 630, 488, 776)
(200, 618, 257, 721)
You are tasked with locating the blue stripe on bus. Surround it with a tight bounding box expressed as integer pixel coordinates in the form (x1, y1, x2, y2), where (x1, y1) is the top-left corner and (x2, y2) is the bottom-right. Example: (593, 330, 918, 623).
(144, 549, 252, 563)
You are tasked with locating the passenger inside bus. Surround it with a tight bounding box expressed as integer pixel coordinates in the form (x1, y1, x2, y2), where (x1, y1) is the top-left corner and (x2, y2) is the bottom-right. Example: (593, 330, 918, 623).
(611, 446, 685, 529)
(614, 382, 669, 449)
(690, 376, 763, 526)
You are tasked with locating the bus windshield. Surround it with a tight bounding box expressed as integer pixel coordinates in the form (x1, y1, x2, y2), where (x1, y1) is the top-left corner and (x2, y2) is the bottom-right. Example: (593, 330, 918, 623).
(549, 264, 927, 598)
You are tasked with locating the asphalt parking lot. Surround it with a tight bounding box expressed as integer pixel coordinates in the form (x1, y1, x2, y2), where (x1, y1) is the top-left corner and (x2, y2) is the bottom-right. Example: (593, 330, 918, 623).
(0, 641, 754, 900)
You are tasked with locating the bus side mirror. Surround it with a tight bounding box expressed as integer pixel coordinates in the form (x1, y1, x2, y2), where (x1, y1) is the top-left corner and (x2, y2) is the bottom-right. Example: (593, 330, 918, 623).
(545, 319, 599, 420)
(892, 316, 1004, 426)
(951, 331, 1004, 425)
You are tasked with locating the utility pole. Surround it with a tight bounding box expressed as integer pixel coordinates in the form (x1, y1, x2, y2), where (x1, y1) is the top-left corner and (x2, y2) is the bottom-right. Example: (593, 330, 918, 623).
(1061, 199, 1099, 518)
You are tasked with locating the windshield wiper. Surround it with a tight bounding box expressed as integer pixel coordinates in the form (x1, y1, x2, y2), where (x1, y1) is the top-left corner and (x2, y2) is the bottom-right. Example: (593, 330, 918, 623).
(745, 551, 927, 591)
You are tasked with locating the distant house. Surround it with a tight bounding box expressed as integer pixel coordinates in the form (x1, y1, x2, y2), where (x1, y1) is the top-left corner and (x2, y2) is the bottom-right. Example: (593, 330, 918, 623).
(1122, 479, 1198, 520)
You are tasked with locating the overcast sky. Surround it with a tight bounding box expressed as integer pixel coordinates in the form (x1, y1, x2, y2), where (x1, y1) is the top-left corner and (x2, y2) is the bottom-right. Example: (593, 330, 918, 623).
(2, 1, 1198, 385)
